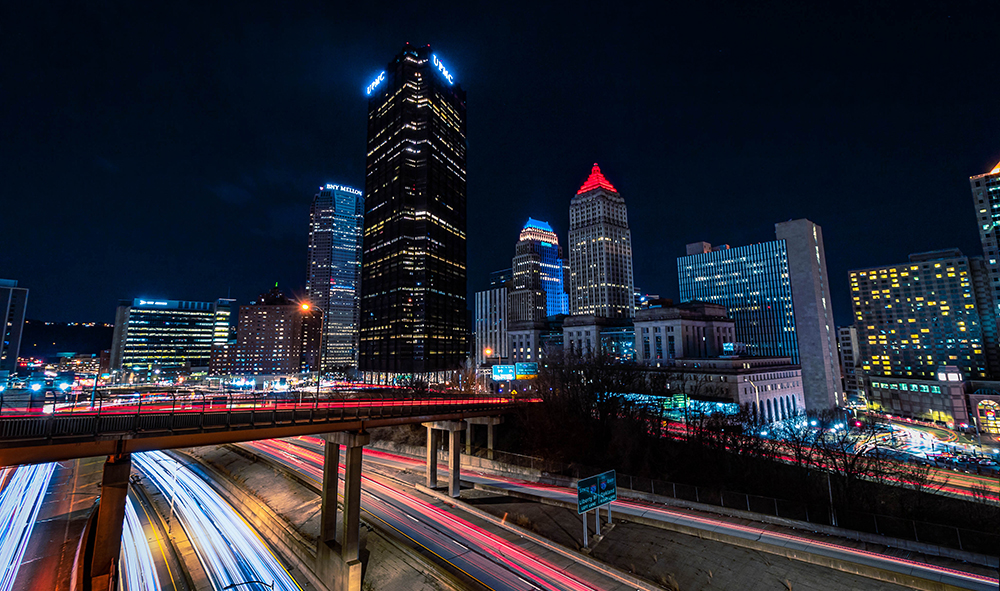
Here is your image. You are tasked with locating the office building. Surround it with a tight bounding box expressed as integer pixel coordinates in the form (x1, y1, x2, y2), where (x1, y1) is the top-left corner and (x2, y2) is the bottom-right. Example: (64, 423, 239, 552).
(837, 326, 863, 401)
(489, 268, 512, 288)
(849, 249, 993, 381)
(474, 287, 508, 367)
(232, 286, 322, 376)
(568, 163, 634, 318)
(510, 218, 569, 323)
(866, 366, 972, 428)
(678, 219, 842, 410)
(110, 298, 231, 374)
(359, 44, 468, 380)
(306, 183, 365, 372)
(634, 300, 735, 365)
(0, 279, 28, 374)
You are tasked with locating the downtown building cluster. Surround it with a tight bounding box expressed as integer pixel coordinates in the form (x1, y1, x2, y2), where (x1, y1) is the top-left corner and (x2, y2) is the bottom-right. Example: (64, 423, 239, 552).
(473, 164, 836, 419)
(839, 161, 1000, 436)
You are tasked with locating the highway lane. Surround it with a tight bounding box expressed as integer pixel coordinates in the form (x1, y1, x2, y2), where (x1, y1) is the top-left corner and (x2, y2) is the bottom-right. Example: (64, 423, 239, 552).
(280, 440, 997, 591)
(121, 493, 161, 591)
(134, 451, 301, 591)
(241, 438, 613, 591)
(0, 463, 55, 591)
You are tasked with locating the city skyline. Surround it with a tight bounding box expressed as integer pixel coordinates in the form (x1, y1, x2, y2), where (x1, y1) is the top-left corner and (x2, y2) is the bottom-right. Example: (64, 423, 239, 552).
(1, 3, 997, 330)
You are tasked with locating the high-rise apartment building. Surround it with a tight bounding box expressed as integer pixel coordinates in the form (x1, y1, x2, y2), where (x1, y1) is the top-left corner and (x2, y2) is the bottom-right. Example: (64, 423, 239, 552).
(568, 164, 634, 318)
(678, 219, 842, 410)
(849, 249, 993, 380)
(232, 286, 322, 376)
(306, 183, 365, 372)
(970, 159, 1000, 371)
(0, 279, 28, 374)
(359, 44, 467, 379)
(110, 298, 231, 373)
(510, 218, 569, 323)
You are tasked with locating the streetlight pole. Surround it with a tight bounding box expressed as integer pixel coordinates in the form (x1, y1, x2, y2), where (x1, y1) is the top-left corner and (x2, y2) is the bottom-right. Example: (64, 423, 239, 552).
(300, 303, 325, 405)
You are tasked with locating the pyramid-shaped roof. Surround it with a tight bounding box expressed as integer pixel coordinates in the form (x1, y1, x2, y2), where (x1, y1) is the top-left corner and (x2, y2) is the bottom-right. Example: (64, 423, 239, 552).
(992, 160, 1000, 174)
(576, 163, 618, 195)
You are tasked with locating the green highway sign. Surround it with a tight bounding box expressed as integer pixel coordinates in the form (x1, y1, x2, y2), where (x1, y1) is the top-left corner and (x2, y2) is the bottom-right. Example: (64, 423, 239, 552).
(515, 362, 538, 379)
(577, 470, 616, 514)
(492, 365, 516, 380)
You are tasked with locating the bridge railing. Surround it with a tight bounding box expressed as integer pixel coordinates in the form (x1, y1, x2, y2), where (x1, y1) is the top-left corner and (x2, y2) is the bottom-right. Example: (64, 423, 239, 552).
(0, 388, 525, 443)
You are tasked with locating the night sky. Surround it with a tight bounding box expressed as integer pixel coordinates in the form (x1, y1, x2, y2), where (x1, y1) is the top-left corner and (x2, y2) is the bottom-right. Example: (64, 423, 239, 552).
(3, 1, 998, 328)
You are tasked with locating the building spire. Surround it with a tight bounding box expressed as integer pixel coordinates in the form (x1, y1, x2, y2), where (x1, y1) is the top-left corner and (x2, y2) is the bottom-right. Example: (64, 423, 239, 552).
(576, 163, 618, 195)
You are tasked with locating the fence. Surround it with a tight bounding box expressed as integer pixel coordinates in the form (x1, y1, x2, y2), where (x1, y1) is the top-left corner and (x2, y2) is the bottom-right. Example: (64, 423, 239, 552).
(472, 447, 999, 557)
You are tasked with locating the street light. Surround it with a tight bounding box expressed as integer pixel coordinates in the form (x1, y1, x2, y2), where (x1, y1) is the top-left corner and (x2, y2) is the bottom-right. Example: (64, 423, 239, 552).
(301, 303, 324, 403)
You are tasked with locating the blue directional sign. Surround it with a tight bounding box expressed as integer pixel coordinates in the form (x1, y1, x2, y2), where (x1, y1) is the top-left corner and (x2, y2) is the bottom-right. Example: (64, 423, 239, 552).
(577, 470, 617, 514)
(491, 365, 516, 381)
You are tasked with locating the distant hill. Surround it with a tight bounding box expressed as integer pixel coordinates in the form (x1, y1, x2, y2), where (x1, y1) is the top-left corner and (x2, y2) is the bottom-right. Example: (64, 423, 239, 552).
(20, 319, 115, 361)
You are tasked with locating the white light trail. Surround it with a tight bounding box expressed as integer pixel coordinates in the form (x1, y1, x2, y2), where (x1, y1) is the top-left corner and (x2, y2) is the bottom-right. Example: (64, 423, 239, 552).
(120, 495, 160, 591)
(0, 463, 56, 591)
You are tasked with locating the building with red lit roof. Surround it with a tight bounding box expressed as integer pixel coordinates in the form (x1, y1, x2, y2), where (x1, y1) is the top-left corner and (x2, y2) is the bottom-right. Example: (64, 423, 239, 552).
(567, 163, 635, 319)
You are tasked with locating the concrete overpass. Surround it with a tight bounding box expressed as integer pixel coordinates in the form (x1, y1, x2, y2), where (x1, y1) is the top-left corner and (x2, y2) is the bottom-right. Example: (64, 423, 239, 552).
(0, 390, 527, 591)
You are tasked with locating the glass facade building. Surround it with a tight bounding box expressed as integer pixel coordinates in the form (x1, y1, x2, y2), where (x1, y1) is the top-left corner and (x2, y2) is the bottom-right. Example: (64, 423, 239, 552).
(0, 279, 28, 374)
(306, 183, 365, 371)
(359, 44, 468, 378)
(110, 298, 230, 372)
(510, 218, 569, 322)
(678, 241, 798, 361)
(849, 250, 992, 380)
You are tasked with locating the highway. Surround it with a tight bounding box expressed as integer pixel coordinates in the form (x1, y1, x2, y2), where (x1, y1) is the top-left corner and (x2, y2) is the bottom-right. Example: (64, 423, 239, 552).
(241, 438, 618, 591)
(0, 463, 55, 591)
(121, 493, 161, 591)
(134, 451, 301, 591)
(273, 438, 997, 591)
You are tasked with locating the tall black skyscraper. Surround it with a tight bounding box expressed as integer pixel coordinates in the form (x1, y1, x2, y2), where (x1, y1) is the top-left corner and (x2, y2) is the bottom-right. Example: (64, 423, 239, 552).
(359, 44, 468, 379)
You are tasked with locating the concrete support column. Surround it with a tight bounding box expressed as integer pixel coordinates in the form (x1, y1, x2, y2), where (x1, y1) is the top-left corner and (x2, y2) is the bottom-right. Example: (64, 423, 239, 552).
(321, 430, 370, 591)
(465, 422, 473, 455)
(468, 416, 503, 462)
(423, 421, 465, 497)
(425, 427, 440, 488)
(320, 439, 341, 545)
(91, 453, 132, 591)
(448, 428, 461, 498)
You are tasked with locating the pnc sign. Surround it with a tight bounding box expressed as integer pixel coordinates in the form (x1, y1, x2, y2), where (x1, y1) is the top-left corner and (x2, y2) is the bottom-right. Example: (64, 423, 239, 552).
(432, 54, 454, 84)
(366, 71, 386, 95)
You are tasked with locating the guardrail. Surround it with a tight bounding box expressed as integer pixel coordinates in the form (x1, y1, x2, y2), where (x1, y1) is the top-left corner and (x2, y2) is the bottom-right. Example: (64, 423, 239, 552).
(0, 389, 524, 444)
(474, 446, 1000, 557)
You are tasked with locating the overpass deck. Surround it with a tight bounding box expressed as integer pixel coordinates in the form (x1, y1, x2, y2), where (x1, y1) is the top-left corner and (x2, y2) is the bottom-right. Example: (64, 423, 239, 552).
(0, 391, 527, 466)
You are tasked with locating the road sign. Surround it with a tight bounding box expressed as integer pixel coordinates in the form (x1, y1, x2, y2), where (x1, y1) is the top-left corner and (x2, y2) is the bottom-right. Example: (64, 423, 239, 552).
(515, 362, 538, 379)
(577, 470, 616, 514)
(492, 365, 516, 381)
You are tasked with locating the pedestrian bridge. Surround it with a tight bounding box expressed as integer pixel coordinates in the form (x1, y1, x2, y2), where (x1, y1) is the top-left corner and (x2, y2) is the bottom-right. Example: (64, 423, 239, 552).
(0, 389, 528, 466)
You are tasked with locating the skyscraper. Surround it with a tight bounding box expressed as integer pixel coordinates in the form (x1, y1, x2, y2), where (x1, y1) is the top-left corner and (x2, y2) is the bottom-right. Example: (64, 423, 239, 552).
(510, 218, 569, 323)
(970, 159, 1000, 370)
(306, 183, 365, 372)
(678, 219, 842, 410)
(0, 279, 28, 375)
(568, 164, 634, 318)
(359, 44, 468, 380)
(849, 249, 993, 380)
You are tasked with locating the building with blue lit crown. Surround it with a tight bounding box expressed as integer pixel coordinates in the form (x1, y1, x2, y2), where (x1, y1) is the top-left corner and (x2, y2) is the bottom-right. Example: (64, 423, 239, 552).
(510, 218, 569, 323)
(306, 184, 364, 372)
(359, 44, 467, 380)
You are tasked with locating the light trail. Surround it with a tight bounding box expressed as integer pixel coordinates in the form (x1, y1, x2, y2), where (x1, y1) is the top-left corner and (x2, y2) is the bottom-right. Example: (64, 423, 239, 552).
(0, 463, 56, 591)
(120, 494, 160, 591)
(134, 451, 301, 591)
(244, 439, 601, 591)
(356, 448, 999, 591)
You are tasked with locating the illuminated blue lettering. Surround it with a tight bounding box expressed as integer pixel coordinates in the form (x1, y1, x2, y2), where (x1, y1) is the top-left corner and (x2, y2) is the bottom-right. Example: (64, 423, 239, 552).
(432, 54, 454, 84)
(325, 184, 363, 196)
(366, 71, 386, 95)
